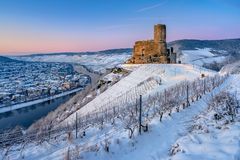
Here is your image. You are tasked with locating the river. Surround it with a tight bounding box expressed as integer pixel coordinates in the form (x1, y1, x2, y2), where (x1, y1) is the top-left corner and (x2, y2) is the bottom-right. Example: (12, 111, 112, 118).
(0, 92, 77, 131)
(0, 64, 100, 131)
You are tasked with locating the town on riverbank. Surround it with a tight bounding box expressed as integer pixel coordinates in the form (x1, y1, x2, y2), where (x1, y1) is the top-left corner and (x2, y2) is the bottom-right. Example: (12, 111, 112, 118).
(0, 59, 90, 109)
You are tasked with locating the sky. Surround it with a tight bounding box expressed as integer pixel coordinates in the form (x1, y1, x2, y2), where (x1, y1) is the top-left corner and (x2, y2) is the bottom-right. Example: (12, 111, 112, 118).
(0, 0, 240, 55)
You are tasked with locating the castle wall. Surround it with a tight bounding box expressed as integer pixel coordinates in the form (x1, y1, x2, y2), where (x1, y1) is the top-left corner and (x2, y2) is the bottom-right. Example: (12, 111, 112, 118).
(132, 40, 158, 63)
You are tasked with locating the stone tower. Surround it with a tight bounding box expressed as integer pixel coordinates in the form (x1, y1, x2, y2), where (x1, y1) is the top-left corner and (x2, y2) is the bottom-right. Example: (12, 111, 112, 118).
(154, 24, 168, 63)
(154, 24, 166, 43)
(154, 24, 167, 56)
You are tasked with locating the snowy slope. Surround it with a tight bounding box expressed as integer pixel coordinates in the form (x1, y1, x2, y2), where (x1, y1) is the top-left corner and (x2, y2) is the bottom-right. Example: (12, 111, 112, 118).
(180, 48, 226, 66)
(64, 64, 215, 124)
(2, 71, 231, 160)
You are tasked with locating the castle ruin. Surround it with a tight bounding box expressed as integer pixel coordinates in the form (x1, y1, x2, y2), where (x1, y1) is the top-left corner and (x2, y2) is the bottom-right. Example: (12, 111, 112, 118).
(128, 24, 176, 64)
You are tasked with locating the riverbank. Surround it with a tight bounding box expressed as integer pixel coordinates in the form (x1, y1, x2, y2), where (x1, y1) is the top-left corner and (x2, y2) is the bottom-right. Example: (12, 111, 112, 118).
(26, 64, 106, 131)
(0, 87, 83, 114)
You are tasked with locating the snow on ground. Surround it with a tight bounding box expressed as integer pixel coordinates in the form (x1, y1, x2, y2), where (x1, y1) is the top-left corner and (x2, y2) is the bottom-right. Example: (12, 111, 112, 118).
(2, 50, 239, 160)
(80, 75, 232, 160)
(180, 48, 226, 66)
(2, 71, 231, 160)
(64, 64, 215, 125)
(13, 53, 131, 73)
(102, 72, 121, 82)
(169, 74, 240, 160)
(170, 123, 240, 160)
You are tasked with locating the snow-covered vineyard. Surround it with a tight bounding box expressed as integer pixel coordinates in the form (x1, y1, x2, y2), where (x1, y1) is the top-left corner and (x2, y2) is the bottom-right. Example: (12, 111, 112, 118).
(1, 62, 240, 160)
(64, 64, 215, 123)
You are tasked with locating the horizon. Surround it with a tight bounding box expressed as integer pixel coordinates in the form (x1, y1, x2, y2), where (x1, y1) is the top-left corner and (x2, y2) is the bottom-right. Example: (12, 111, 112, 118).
(1, 37, 240, 56)
(1, 0, 240, 55)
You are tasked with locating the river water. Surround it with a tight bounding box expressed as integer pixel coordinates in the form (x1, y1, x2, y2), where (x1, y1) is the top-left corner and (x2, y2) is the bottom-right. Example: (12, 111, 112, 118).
(0, 92, 77, 131)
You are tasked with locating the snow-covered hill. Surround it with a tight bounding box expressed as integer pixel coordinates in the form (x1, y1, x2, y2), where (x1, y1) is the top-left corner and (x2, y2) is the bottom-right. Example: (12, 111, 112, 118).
(180, 48, 226, 66)
(64, 63, 215, 124)
(168, 38, 240, 53)
(2, 62, 240, 160)
(2, 67, 236, 160)
(12, 49, 132, 73)
(169, 38, 240, 71)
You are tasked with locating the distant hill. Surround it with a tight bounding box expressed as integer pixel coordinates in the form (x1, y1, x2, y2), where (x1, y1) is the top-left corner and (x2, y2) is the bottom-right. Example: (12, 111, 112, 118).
(11, 38, 240, 57)
(168, 38, 240, 54)
(167, 38, 240, 71)
(6, 38, 240, 72)
(12, 48, 133, 73)
(18, 48, 133, 57)
(0, 56, 19, 62)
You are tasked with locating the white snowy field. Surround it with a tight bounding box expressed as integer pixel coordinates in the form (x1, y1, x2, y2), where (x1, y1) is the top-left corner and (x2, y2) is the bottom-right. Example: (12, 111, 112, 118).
(180, 48, 226, 66)
(2, 72, 237, 160)
(63, 64, 215, 125)
(13, 53, 131, 73)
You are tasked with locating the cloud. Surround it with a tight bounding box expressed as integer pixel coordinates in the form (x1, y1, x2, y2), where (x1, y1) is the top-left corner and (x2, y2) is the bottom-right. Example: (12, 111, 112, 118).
(127, 17, 170, 22)
(137, 0, 169, 12)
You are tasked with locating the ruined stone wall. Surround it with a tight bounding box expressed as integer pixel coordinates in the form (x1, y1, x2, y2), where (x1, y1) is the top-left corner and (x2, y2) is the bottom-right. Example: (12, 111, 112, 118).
(128, 24, 175, 64)
(132, 40, 155, 63)
(132, 39, 168, 64)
